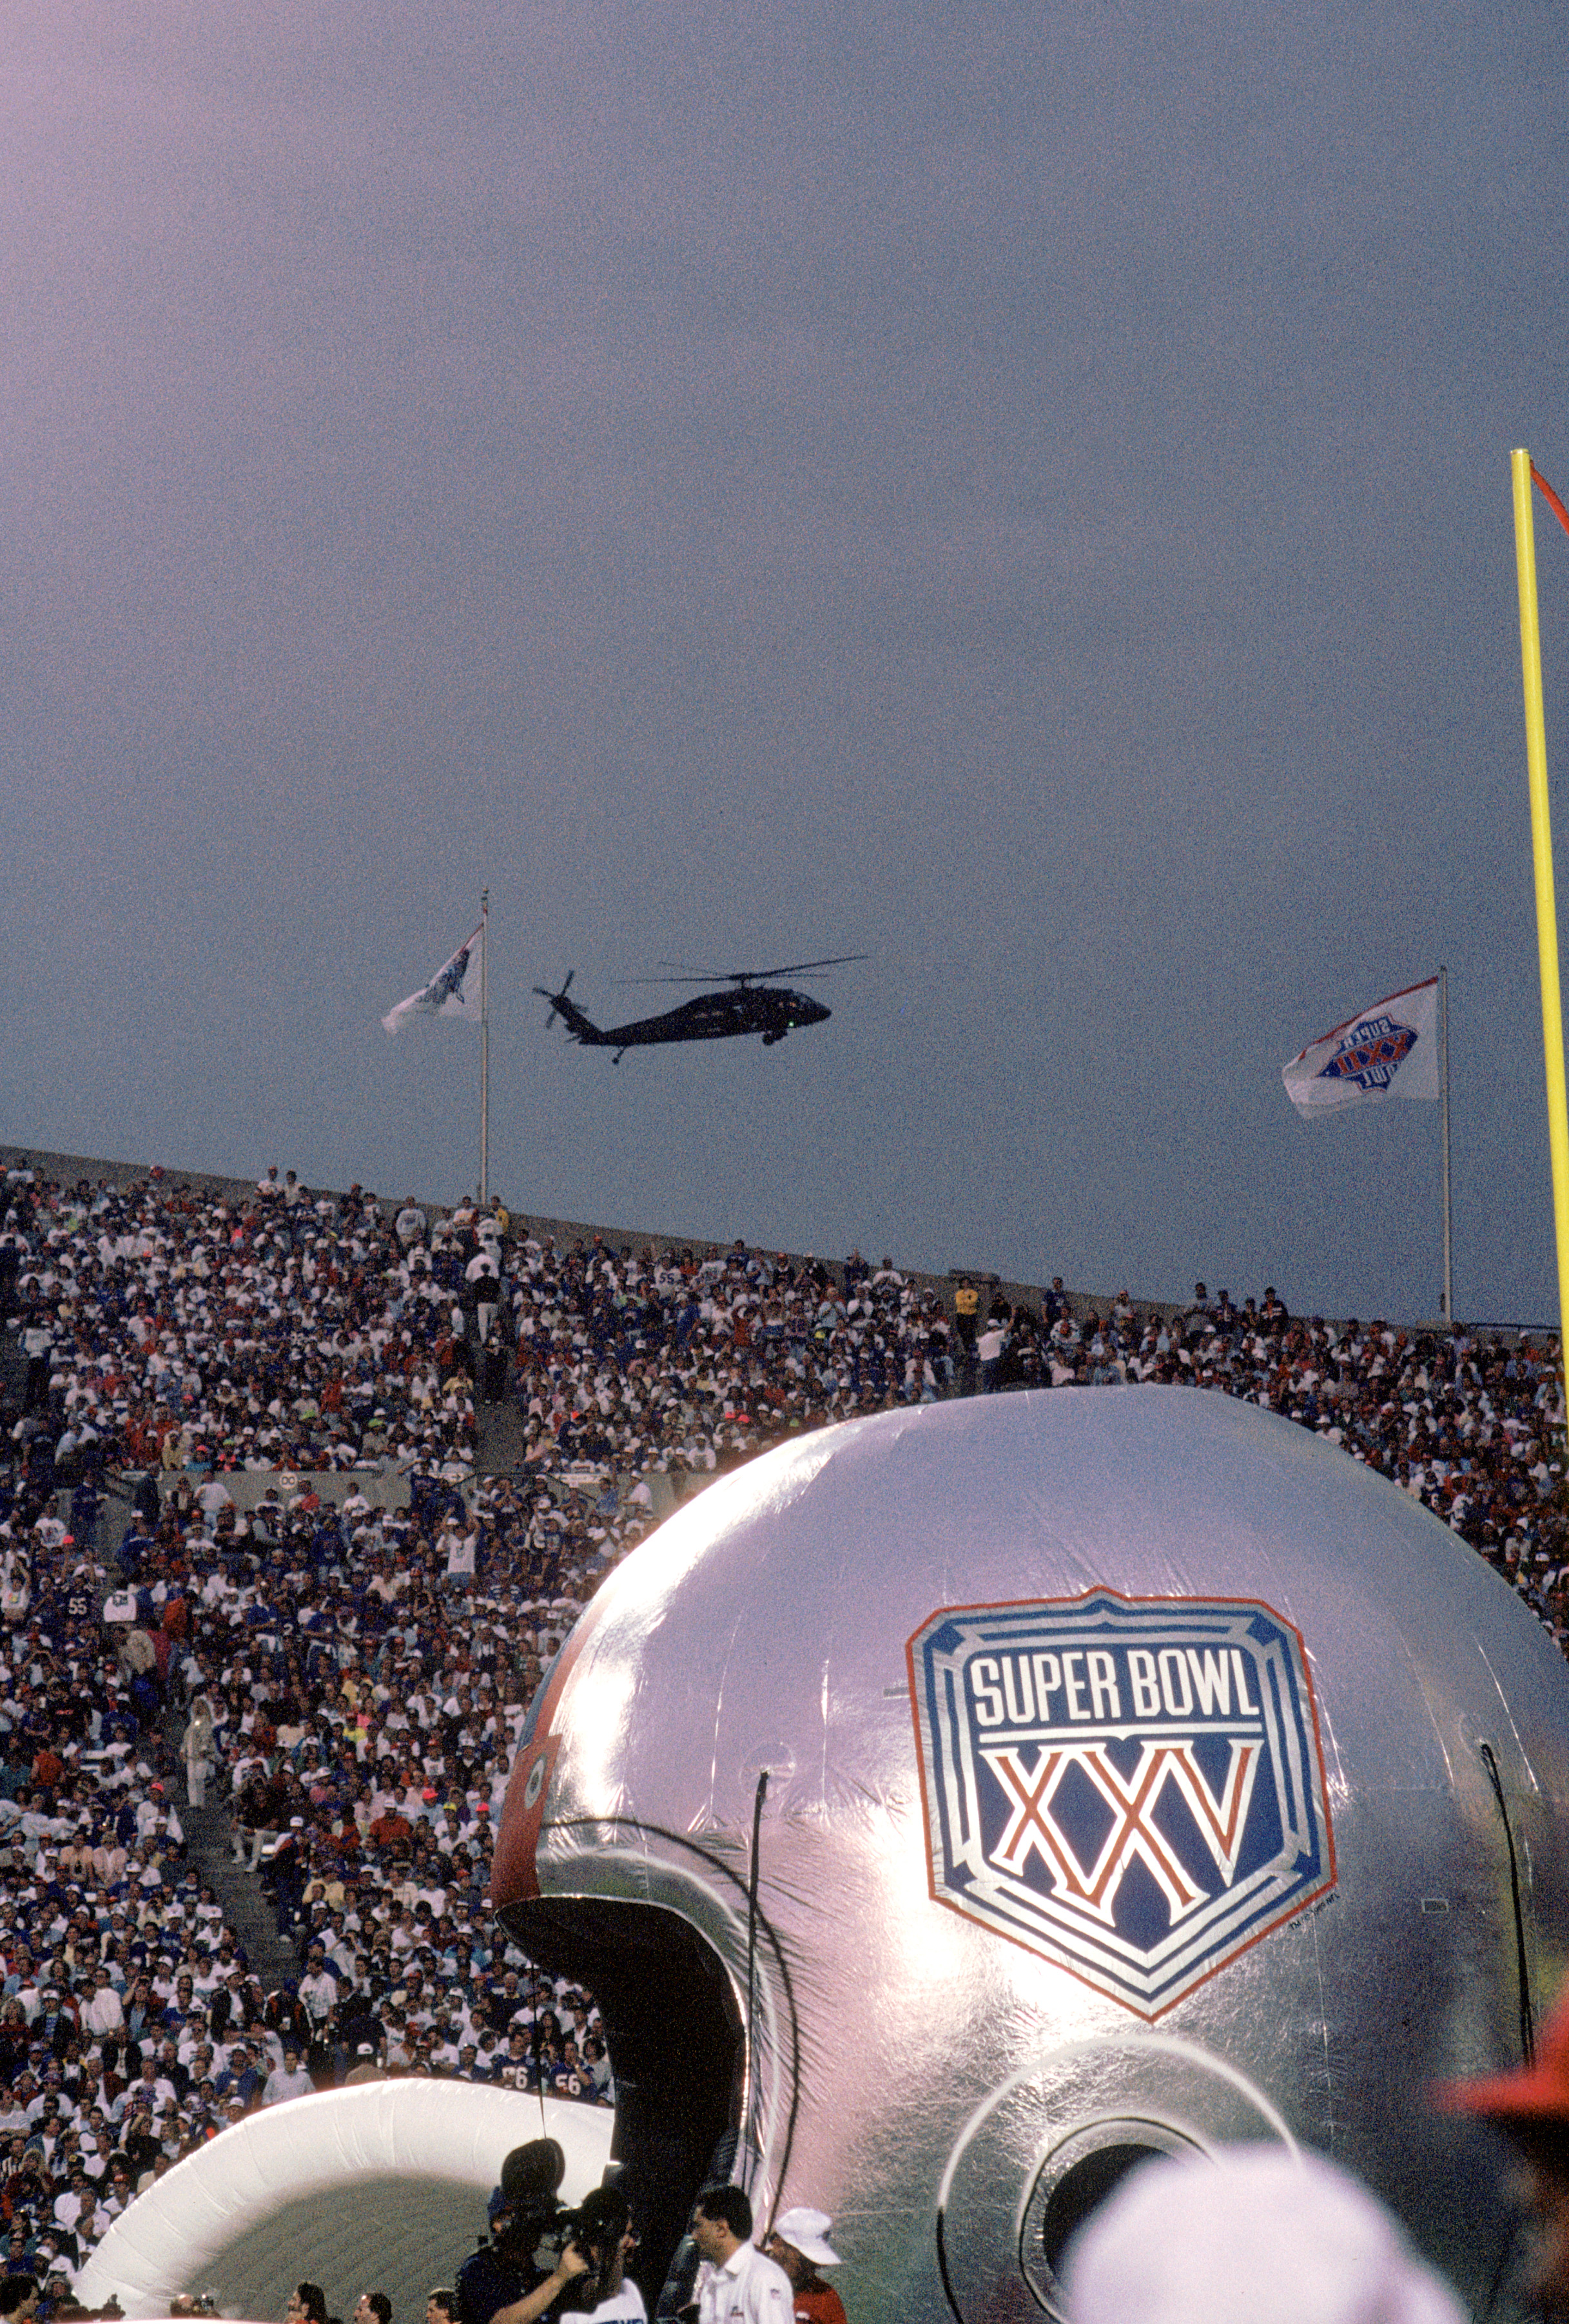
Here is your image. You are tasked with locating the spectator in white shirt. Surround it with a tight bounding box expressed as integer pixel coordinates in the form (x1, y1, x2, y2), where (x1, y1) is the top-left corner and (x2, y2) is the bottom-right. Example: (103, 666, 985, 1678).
(262, 2046, 315, 2106)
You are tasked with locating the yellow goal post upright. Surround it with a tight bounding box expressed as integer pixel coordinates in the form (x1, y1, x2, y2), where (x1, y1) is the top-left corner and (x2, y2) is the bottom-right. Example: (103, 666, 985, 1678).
(1512, 447, 1569, 1418)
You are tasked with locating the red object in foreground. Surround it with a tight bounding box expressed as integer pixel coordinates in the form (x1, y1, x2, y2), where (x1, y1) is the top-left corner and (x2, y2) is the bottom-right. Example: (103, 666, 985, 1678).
(1532, 461, 1569, 542)
(1436, 1986, 1569, 2122)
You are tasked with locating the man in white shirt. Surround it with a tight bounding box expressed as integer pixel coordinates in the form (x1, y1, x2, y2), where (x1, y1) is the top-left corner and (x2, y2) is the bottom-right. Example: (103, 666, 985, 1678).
(80, 1970, 124, 2042)
(261, 2046, 314, 2106)
(53, 2169, 90, 2232)
(976, 1319, 1006, 1393)
(692, 2187, 792, 2324)
(298, 1945, 339, 2034)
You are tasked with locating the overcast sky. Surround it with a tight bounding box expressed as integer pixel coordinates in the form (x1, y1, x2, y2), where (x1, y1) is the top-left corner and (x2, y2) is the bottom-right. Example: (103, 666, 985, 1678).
(5, 1, 1569, 1324)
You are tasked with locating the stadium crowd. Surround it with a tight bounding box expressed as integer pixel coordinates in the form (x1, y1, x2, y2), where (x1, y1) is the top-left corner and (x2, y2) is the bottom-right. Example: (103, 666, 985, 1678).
(0, 1154, 1563, 2294)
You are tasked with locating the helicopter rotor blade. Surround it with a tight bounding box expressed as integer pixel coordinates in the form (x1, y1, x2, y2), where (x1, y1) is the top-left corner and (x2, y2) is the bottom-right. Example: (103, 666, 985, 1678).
(618, 954, 869, 987)
(732, 953, 869, 980)
(614, 973, 716, 988)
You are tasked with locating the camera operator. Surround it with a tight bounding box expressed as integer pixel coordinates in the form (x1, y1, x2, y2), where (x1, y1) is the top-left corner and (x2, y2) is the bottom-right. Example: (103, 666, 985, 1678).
(567, 2187, 644, 2324)
(457, 2140, 582, 2324)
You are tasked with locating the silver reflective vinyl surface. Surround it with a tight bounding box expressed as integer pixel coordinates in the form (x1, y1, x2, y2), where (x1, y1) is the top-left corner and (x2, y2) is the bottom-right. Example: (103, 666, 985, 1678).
(495, 1389, 1569, 2322)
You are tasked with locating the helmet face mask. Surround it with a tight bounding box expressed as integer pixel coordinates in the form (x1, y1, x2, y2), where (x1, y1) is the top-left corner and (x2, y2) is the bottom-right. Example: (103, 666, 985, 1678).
(495, 1393, 1569, 2321)
(499, 1893, 744, 2289)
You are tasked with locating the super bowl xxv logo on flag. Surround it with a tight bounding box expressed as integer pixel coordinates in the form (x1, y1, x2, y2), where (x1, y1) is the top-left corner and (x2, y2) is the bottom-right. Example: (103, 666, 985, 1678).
(1316, 1011, 1417, 1093)
(907, 1591, 1334, 2017)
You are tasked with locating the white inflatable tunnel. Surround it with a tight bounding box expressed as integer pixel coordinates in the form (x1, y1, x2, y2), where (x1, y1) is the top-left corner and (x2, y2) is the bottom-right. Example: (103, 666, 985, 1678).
(76, 2085, 616, 2323)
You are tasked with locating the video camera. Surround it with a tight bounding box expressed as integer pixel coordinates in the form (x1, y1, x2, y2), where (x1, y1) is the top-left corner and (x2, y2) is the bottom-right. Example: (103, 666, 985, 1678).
(487, 2189, 567, 2260)
(484, 2138, 570, 2256)
(483, 2140, 635, 2310)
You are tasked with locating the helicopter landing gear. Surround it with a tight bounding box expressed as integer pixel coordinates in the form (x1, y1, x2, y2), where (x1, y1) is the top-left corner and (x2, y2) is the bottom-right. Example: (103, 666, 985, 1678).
(762, 1031, 784, 1046)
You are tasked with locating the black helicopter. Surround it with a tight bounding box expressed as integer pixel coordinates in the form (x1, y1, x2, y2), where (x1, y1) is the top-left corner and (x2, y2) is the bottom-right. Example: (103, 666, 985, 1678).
(534, 956, 866, 1062)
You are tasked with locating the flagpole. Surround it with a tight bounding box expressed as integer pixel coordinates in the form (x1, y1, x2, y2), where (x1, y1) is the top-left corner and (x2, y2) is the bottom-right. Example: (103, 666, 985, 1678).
(1440, 964, 1452, 1327)
(480, 887, 490, 1206)
(1512, 449, 1569, 1408)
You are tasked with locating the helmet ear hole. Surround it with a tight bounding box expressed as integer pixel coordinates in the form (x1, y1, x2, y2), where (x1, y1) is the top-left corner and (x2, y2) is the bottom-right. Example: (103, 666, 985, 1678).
(944, 2054, 1262, 2324)
(1037, 2141, 1168, 2276)
(1020, 2119, 1206, 2320)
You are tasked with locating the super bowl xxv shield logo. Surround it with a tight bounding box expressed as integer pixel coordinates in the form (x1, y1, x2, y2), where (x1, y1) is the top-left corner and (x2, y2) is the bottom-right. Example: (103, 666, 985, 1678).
(908, 1591, 1334, 2017)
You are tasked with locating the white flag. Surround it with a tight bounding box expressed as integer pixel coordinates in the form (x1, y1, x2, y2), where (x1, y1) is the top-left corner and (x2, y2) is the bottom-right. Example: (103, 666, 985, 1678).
(382, 924, 483, 1036)
(1282, 977, 1440, 1117)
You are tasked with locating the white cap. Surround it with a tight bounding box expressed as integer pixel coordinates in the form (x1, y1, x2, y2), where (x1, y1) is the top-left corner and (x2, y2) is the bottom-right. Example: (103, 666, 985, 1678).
(772, 2208, 840, 2268)
(1064, 2149, 1465, 2324)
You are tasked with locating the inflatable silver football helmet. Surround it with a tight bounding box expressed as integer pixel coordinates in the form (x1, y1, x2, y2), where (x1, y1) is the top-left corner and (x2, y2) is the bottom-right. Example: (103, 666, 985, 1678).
(493, 1390, 1569, 2322)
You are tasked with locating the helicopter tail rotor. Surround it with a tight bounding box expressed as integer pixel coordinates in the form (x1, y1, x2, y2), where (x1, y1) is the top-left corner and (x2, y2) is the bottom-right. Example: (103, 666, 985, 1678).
(533, 971, 575, 1027)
